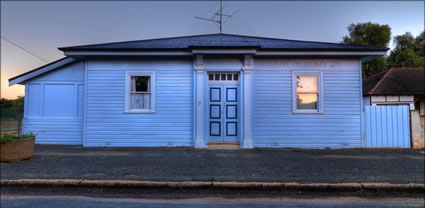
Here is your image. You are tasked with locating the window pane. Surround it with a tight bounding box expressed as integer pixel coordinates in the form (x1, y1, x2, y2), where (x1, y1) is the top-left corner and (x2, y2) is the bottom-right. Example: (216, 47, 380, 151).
(209, 74, 214, 80)
(233, 74, 238, 81)
(296, 94, 318, 110)
(221, 74, 226, 80)
(296, 76, 317, 93)
(215, 74, 220, 80)
(130, 93, 151, 109)
(227, 74, 232, 80)
(131, 76, 150, 92)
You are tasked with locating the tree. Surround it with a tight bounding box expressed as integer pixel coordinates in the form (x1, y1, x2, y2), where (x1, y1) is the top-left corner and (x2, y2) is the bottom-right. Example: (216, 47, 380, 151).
(388, 31, 425, 67)
(0, 96, 25, 118)
(414, 31, 424, 57)
(11, 96, 25, 117)
(342, 22, 391, 78)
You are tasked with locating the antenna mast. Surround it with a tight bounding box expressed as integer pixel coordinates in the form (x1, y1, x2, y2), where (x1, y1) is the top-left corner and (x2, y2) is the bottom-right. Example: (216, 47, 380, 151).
(219, 0, 222, 33)
(194, 0, 238, 34)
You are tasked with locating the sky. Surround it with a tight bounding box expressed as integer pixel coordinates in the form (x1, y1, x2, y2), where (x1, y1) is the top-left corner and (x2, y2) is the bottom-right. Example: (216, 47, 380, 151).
(1, 0, 424, 99)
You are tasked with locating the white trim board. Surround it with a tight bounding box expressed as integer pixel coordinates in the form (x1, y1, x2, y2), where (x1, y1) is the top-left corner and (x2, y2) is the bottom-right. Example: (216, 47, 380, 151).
(63, 50, 386, 57)
(257, 51, 386, 56)
(64, 51, 193, 56)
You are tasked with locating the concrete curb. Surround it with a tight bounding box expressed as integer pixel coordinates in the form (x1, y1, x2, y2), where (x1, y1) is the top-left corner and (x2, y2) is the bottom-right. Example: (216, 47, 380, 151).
(1, 179, 424, 192)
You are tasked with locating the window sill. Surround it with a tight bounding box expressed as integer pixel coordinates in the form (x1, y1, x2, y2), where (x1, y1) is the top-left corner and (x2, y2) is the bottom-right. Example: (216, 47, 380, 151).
(292, 110, 323, 115)
(124, 110, 156, 114)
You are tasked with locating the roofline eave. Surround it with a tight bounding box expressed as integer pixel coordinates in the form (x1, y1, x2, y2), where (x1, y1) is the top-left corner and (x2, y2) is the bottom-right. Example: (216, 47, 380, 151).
(9, 57, 77, 86)
(63, 49, 387, 57)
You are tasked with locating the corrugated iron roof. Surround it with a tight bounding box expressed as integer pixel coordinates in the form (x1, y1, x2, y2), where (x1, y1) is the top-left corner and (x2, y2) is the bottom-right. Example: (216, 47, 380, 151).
(59, 33, 388, 51)
(363, 67, 425, 96)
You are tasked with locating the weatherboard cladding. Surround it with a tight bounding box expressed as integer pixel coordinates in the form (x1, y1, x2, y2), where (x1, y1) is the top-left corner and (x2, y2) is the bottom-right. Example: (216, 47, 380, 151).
(23, 62, 85, 145)
(59, 33, 388, 51)
(84, 59, 193, 147)
(19, 57, 365, 148)
(253, 59, 362, 148)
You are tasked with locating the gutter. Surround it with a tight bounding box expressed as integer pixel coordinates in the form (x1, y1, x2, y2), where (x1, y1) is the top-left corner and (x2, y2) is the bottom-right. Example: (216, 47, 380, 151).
(63, 50, 386, 57)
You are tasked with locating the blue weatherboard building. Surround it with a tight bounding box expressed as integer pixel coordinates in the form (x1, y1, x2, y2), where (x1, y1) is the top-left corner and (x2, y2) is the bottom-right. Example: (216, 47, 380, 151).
(9, 34, 387, 148)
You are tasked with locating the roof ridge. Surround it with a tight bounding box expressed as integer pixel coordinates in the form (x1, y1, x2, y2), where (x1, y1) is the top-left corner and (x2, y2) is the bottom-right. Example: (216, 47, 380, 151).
(369, 68, 394, 95)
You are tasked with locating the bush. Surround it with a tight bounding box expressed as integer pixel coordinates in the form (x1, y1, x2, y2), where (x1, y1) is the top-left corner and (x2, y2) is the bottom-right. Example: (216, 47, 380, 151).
(0, 133, 34, 144)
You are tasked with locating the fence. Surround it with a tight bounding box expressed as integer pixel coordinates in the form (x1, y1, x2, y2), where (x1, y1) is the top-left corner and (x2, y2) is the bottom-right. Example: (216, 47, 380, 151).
(0, 107, 22, 135)
(363, 105, 410, 148)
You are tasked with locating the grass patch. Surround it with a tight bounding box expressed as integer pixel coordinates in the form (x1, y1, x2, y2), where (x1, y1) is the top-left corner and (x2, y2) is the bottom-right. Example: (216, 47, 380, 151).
(0, 133, 34, 144)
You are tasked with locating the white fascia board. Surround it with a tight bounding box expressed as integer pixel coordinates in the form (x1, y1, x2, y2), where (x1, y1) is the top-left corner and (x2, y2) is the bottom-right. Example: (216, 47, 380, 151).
(64, 50, 385, 57)
(191, 49, 257, 54)
(9, 57, 76, 86)
(64, 51, 193, 56)
(256, 51, 387, 56)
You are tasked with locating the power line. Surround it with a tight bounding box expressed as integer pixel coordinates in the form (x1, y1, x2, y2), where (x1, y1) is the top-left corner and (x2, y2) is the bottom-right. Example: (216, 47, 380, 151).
(1, 35, 49, 63)
(229, 18, 239, 35)
(227, 4, 257, 36)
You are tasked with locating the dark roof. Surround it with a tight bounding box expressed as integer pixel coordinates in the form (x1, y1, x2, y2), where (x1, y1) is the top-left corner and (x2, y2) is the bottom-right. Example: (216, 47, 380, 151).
(363, 67, 425, 96)
(59, 33, 388, 52)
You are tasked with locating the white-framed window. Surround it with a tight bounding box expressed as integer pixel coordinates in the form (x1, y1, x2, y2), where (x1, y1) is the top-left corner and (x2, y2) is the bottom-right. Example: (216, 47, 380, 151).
(208, 73, 239, 81)
(292, 71, 323, 113)
(125, 71, 155, 113)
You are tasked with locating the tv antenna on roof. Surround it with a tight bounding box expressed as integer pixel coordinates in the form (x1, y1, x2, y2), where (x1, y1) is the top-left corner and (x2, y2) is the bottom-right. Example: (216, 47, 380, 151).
(194, 0, 239, 33)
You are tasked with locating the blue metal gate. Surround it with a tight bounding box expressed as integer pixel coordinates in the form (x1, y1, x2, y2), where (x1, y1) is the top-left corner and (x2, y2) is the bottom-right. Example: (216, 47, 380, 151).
(363, 105, 410, 148)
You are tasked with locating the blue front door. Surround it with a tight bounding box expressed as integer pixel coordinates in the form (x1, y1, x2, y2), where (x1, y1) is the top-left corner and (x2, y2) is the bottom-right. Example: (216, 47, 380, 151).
(208, 85, 239, 142)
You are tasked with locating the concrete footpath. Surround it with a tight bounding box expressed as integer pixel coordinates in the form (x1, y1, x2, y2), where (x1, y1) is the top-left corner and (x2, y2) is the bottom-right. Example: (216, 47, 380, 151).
(1, 145, 424, 192)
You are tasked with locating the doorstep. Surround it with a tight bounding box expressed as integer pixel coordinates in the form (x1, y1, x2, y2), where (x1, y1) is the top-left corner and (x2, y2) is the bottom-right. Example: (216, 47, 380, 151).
(207, 142, 240, 149)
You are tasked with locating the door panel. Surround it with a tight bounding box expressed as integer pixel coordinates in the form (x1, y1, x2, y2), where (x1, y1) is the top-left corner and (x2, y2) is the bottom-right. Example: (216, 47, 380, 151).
(210, 122, 221, 136)
(226, 122, 237, 136)
(226, 88, 237, 102)
(208, 85, 239, 142)
(226, 105, 237, 119)
(210, 105, 221, 119)
(210, 88, 221, 102)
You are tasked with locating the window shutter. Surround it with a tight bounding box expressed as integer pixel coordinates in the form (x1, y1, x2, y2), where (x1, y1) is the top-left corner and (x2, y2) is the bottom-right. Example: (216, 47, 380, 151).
(420, 99, 425, 116)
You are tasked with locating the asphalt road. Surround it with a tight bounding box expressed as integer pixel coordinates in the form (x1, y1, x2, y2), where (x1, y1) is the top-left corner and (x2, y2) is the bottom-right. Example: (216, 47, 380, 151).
(1, 195, 424, 208)
(1, 145, 424, 183)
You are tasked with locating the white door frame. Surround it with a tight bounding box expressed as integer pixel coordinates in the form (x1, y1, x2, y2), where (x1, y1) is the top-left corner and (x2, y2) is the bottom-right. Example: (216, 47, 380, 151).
(193, 54, 254, 148)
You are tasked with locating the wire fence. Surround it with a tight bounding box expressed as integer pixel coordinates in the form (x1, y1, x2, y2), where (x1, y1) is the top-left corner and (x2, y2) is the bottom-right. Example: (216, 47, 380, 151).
(0, 108, 22, 136)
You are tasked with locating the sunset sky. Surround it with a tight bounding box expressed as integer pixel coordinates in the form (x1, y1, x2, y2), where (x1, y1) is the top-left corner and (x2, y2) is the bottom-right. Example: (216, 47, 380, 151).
(1, 1, 424, 99)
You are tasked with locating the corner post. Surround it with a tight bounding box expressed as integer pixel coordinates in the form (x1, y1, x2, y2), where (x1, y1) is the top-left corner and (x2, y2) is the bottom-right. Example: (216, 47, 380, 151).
(194, 55, 206, 148)
(242, 55, 254, 148)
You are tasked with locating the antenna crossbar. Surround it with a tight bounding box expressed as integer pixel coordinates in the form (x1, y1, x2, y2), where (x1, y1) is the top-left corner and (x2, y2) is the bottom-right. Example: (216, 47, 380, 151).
(194, 16, 220, 24)
(194, 0, 235, 33)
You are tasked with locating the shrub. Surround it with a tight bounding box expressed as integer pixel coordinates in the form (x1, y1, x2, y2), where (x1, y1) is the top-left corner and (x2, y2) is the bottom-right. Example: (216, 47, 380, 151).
(0, 133, 34, 144)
